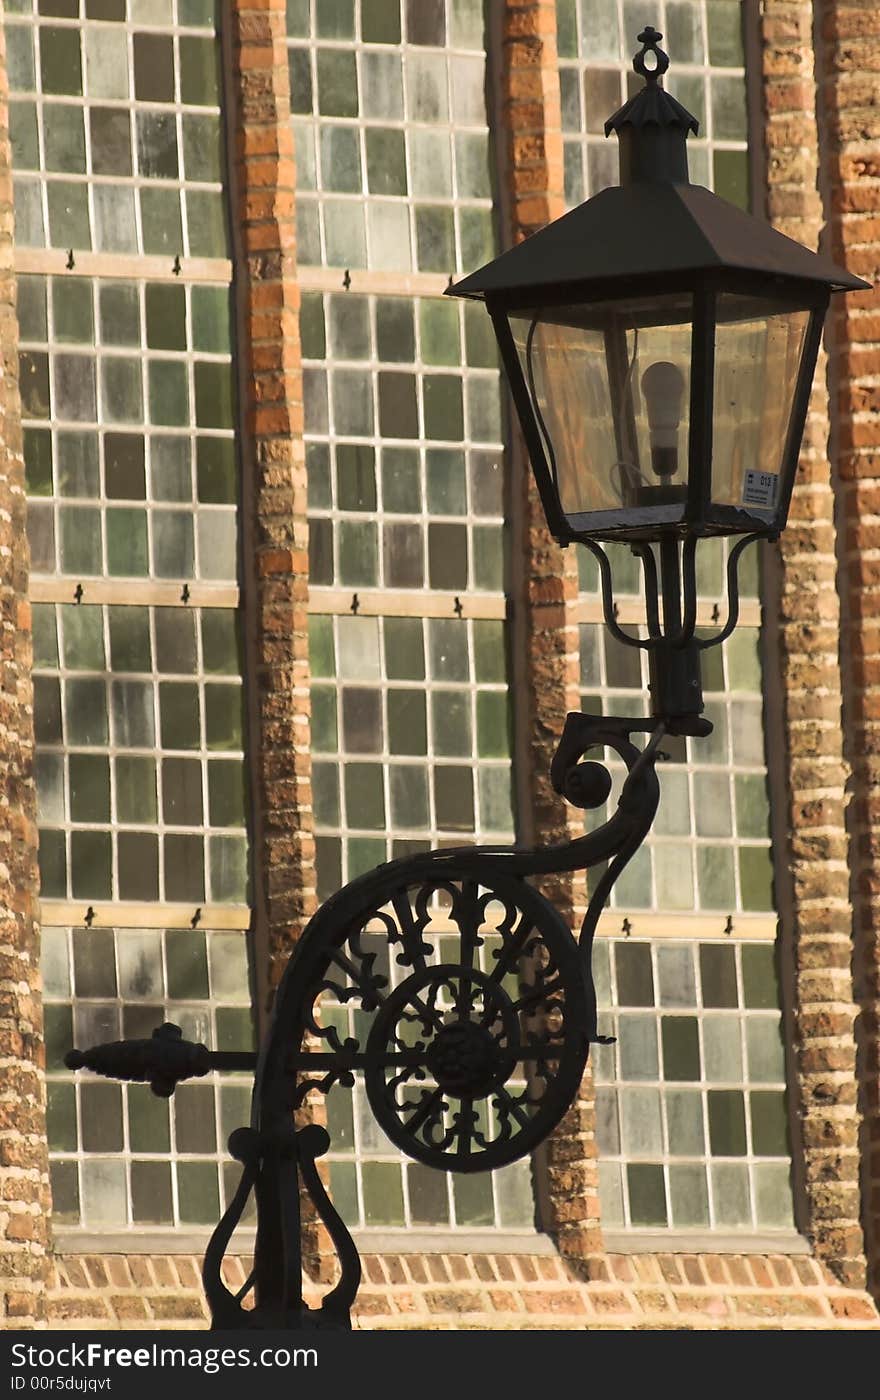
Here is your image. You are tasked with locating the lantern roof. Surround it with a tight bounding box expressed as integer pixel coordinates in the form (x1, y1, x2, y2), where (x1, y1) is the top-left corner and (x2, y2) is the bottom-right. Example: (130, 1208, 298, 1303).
(448, 180, 868, 304)
(450, 25, 867, 305)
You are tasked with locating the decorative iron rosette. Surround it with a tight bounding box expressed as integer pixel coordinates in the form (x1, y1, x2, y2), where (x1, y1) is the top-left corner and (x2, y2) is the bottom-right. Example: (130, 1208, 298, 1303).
(282, 864, 590, 1174)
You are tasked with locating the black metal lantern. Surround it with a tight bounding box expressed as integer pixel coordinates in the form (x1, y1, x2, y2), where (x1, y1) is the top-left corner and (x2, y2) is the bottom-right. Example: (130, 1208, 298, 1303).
(449, 28, 865, 551)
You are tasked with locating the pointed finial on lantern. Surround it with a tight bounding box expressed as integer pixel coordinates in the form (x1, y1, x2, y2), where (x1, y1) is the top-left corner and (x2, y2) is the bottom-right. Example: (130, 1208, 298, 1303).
(605, 26, 699, 186)
(633, 26, 670, 83)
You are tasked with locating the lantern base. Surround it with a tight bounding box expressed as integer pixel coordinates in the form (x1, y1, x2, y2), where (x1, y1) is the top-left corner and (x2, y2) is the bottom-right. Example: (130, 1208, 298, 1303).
(648, 637, 704, 721)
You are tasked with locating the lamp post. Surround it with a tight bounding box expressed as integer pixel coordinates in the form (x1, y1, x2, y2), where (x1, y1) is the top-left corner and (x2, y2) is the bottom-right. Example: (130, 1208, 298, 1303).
(66, 27, 866, 1331)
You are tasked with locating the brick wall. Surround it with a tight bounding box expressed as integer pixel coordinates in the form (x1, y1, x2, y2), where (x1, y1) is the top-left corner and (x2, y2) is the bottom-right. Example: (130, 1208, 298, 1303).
(44, 1249, 879, 1330)
(757, 0, 868, 1289)
(0, 16, 50, 1328)
(817, 0, 880, 1300)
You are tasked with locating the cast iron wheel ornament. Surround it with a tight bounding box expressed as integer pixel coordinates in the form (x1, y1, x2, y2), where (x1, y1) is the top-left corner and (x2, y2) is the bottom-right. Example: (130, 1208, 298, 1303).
(65, 26, 866, 1332)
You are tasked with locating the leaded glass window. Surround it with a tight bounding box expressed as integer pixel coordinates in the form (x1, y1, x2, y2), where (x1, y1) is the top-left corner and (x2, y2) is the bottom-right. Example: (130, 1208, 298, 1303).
(6, 0, 254, 1239)
(593, 937, 794, 1233)
(288, 0, 494, 272)
(42, 923, 254, 1229)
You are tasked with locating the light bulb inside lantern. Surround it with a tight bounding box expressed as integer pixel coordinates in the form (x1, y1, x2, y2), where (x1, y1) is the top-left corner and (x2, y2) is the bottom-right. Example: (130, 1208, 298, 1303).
(640, 360, 685, 478)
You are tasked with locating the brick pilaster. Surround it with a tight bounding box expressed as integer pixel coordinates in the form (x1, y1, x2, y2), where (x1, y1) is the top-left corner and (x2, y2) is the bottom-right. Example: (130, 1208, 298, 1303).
(0, 13, 50, 1328)
(817, 0, 880, 1299)
(498, 0, 602, 1267)
(757, 0, 867, 1288)
(226, 2, 316, 1009)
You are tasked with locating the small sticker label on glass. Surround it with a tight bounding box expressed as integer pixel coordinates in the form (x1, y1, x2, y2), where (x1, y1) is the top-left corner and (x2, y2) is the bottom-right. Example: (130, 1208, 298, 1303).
(742, 470, 779, 510)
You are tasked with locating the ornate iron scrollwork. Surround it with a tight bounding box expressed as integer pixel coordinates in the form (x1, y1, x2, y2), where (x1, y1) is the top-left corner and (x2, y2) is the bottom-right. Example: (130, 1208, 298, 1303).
(66, 708, 673, 1329)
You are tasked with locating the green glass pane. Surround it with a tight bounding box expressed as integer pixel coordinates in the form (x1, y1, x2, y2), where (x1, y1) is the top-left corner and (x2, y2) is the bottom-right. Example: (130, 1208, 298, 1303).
(106, 508, 148, 576)
(159, 682, 200, 749)
(40, 27, 83, 95)
(316, 49, 358, 117)
(476, 691, 509, 758)
(665, 1089, 705, 1156)
(115, 756, 157, 825)
(128, 1084, 170, 1153)
(149, 361, 189, 426)
(384, 617, 424, 680)
(316, 0, 354, 37)
(309, 617, 336, 681)
(337, 522, 378, 586)
(166, 929, 209, 1001)
(434, 765, 474, 831)
(473, 621, 505, 683)
(735, 774, 770, 839)
(177, 1163, 220, 1224)
(32, 605, 59, 669)
(754, 1163, 795, 1229)
(53, 280, 93, 344)
(387, 690, 427, 755)
(131, 1162, 173, 1224)
(61, 606, 104, 670)
(175, 1083, 217, 1153)
(626, 1163, 667, 1226)
(669, 1164, 710, 1227)
(362, 0, 400, 42)
(183, 112, 222, 183)
(420, 301, 460, 367)
(556, 0, 576, 57)
(108, 606, 150, 672)
(139, 188, 183, 256)
(426, 449, 466, 514)
(145, 284, 185, 351)
(336, 444, 376, 511)
(44, 1003, 73, 1071)
(712, 1162, 750, 1226)
(201, 611, 241, 676)
(194, 361, 234, 430)
(365, 128, 405, 196)
(408, 1163, 448, 1224)
(361, 1163, 404, 1226)
(390, 765, 429, 828)
(739, 846, 775, 912)
(661, 1016, 700, 1081)
(708, 1090, 747, 1156)
(197, 437, 236, 503)
(708, 1, 745, 66)
(378, 372, 419, 440)
(376, 298, 415, 363)
(69, 754, 110, 822)
(300, 291, 326, 360)
(286, 0, 309, 35)
(746, 1017, 785, 1083)
(742, 943, 779, 1010)
(615, 942, 654, 1007)
(344, 763, 385, 829)
(312, 762, 340, 825)
(39, 831, 66, 899)
(205, 684, 243, 750)
(696, 845, 735, 910)
(453, 1171, 494, 1226)
(117, 835, 158, 899)
(81, 1082, 123, 1152)
(700, 943, 738, 1008)
(713, 149, 749, 210)
(416, 207, 455, 273)
(208, 761, 246, 827)
(432, 690, 470, 757)
(179, 34, 220, 105)
(70, 830, 112, 898)
(215, 1006, 254, 1054)
(24, 429, 52, 497)
(46, 1082, 77, 1152)
(186, 190, 227, 258)
(66, 677, 108, 744)
(712, 75, 748, 141)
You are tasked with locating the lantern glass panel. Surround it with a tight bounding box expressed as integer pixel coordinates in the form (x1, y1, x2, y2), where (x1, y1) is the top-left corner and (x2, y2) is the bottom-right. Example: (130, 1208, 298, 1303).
(510, 293, 693, 532)
(711, 294, 810, 524)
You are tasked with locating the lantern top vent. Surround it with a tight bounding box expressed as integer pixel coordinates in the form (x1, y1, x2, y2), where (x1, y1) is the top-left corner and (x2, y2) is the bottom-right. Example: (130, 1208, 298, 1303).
(604, 26, 699, 187)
